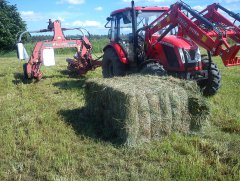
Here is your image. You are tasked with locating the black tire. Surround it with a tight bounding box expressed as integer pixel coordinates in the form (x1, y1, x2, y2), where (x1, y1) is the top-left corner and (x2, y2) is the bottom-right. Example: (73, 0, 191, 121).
(198, 62, 221, 96)
(102, 48, 126, 78)
(23, 63, 29, 79)
(140, 62, 167, 76)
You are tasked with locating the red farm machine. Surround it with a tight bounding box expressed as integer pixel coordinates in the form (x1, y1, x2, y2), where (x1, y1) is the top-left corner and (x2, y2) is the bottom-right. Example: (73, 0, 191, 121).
(17, 20, 101, 80)
(101, 1, 240, 96)
(17, 1, 240, 96)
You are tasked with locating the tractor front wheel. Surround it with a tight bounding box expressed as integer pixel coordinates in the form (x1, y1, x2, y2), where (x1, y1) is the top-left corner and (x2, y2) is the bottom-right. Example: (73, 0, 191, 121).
(198, 62, 221, 96)
(140, 62, 167, 76)
(102, 48, 126, 78)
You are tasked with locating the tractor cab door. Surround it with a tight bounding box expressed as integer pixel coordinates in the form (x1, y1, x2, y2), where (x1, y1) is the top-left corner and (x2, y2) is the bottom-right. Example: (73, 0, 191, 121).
(109, 11, 135, 62)
(110, 11, 133, 43)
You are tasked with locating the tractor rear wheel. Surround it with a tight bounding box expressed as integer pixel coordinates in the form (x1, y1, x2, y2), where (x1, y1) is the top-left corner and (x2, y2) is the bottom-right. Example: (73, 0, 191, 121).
(102, 48, 126, 78)
(198, 62, 221, 96)
(140, 62, 167, 76)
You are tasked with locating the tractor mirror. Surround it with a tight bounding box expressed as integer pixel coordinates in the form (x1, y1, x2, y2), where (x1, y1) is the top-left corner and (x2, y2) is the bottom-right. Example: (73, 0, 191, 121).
(106, 17, 112, 21)
(122, 11, 132, 24)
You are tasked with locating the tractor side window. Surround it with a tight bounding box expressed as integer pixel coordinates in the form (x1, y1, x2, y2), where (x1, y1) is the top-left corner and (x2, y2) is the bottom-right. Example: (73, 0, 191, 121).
(119, 16, 132, 42)
(110, 11, 132, 42)
(111, 15, 123, 42)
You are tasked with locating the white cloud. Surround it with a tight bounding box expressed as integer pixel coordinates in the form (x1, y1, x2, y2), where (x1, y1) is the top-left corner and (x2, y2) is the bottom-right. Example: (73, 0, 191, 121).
(57, 0, 85, 5)
(20, 11, 46, 22)
(192, 5, 205, 12)
(72, 20, 102, 27)
(57, 17, 65, 22)
(21, 11, 34, 16)
(95, 6, 103, 11)
(20, 10, 75, 25)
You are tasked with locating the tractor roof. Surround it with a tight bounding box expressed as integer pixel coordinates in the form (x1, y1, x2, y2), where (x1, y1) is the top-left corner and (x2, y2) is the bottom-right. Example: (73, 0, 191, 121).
(111, 6, 169, 16)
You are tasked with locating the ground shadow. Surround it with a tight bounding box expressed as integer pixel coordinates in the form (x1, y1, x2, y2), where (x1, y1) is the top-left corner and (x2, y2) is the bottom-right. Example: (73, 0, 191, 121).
(59, 108, 120, 144)
(59, 69, 86, 79)
(43, 74, 67, 79)
(55, 78, 105, 142)
(55, 77, 124, 145)
(12, 67, 85, 85)
(12, 72, 34, 85)
(59, 106, 123, 146)
(12, 72, 70, 84)
(53, 78, 86, 90)
(59, 108, 97, 138)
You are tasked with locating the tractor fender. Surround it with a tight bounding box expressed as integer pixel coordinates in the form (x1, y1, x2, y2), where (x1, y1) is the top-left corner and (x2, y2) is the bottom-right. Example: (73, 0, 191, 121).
(103, 43, 128, 64)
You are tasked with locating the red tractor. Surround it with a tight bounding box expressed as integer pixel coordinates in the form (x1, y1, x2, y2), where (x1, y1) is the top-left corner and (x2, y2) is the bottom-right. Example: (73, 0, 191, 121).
(102, 1, 240, 96)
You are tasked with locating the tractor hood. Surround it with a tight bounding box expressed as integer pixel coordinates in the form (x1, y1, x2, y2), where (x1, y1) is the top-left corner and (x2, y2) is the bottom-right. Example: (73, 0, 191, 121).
(155, 35, 198, 50)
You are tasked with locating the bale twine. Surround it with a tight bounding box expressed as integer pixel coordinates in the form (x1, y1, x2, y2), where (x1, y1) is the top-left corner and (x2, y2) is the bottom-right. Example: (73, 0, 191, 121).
(85, 76, 209, 146)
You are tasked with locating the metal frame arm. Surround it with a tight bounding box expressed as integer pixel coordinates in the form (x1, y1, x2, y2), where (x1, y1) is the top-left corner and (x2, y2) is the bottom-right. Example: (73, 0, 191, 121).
(146, 2, 240, 66)
(217, 4, 240, 22)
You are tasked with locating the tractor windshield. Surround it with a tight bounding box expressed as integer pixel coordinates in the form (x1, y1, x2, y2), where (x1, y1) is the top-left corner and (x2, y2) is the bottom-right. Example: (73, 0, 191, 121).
(137, 11, 164, 28)
(117, 10, 164, 41)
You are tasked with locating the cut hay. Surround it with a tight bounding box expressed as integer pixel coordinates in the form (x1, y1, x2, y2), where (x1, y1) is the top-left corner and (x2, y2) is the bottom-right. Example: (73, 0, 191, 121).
(85, 75, 209, 146)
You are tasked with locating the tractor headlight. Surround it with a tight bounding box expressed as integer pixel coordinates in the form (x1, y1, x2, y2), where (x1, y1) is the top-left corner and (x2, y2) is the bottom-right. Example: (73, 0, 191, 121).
(194, 48, 201, 62)
(179, 48, 201, 64)
(179, 48, 185, 64)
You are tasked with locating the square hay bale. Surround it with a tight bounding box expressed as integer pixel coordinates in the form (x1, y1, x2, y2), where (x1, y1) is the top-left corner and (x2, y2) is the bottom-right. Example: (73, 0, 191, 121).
(85, 76, 209, 146)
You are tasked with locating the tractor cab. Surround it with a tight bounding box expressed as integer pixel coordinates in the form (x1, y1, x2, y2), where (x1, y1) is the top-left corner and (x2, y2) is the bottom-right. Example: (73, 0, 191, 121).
(105, 6, 169, 62)
(106, 7, 168, 41)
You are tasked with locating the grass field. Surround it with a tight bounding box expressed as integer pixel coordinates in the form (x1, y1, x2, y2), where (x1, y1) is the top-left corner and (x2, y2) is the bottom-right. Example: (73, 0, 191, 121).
(0, 54, 239, 180)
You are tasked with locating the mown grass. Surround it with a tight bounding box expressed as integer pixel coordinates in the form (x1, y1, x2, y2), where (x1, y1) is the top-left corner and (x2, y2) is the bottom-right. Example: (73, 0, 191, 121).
(0, 54, 239, 180)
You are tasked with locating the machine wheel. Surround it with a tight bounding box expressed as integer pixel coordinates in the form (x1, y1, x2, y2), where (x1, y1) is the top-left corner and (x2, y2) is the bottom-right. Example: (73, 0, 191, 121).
(23, 63, 29, 79)
(102, 48, 126, 78)
(198, 62, 221, 96)
(140, 62, 167, 76)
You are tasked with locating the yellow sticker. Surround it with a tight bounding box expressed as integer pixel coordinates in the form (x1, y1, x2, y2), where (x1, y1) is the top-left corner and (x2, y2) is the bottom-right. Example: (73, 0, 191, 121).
(166, 17, 170, 22)
(201, 35, 207, 42)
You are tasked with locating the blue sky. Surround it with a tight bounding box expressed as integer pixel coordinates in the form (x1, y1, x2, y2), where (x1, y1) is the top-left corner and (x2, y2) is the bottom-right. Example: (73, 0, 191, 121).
(8, 0, 240, 35)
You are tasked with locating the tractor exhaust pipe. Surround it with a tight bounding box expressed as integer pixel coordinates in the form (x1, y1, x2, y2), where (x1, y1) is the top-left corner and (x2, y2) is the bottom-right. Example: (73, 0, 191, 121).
(131, 0, 138, 63)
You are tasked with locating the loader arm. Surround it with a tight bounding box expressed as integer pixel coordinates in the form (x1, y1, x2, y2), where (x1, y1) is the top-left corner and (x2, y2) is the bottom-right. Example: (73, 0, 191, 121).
(145, 2, 240, 67)
(194, 3, 240, 43)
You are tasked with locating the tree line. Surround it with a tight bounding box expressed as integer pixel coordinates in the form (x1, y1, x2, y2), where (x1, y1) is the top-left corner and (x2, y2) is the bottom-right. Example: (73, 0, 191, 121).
(0, 0, 26, 52)
(27, 35, 108, 43)
(0, 0, 108, 53)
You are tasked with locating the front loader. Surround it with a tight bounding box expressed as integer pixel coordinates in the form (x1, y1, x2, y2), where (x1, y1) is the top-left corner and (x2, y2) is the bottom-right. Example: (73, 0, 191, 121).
(102, 0, 240, 96)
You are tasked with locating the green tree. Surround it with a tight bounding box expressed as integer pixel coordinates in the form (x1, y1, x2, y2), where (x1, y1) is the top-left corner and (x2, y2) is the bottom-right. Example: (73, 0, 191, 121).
(0, 0, 26, 51)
